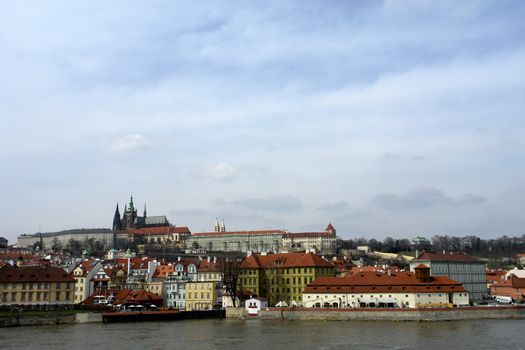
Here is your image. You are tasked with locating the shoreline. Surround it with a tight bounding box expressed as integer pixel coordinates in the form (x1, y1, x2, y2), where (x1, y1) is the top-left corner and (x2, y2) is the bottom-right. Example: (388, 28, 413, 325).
(2, 306, 524, 326)
(226, 305, 525, 322)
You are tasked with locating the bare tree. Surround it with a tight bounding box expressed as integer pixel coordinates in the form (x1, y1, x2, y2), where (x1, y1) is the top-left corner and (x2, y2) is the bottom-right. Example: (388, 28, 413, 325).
(222, 257, 241, 307)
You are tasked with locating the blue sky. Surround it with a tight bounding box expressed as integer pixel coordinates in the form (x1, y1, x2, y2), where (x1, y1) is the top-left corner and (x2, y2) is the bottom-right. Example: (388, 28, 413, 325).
(1, 1, 525, 242)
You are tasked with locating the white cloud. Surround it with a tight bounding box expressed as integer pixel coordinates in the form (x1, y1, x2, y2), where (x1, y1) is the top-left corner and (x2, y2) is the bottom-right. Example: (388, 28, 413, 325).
(205, 161, 234, 180)
(109, 134, 148, 153)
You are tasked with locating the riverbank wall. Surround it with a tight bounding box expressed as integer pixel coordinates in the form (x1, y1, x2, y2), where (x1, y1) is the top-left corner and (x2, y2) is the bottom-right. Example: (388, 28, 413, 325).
(226, 306, 525, 321)
(0, 312, 103, 327)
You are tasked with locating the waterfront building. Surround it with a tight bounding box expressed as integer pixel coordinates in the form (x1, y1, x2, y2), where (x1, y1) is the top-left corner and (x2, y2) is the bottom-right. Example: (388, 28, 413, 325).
(491, 275, 525, 302)
(239, 252, 335, 306)
(282, 224, 337, 255)
(185, 281, 217, 310)
(0, 265, 75, 306)
(72, 260, 103, 304)
(245, 296, 268, 314)
(410, 252, 487, 302)
(303, 264, 469, 308)
(164, 259, 198, 309)
(82, 289, 163, 308)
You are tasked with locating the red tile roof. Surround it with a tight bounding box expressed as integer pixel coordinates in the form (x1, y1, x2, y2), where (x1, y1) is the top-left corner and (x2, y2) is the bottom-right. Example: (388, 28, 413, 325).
(0, 252, 39, 261)
(198, 260, 222, 272)
(415, 252, 482, 263)
(0, 265, 75, 283)
(82, 289, 163, 305)
(241, 252, 334, 269)
(192, 230, 285, 237)
(325, 223, 335, 231)
(304, 271, 467, 294)
(128, 226, 191, 235)
(153, 265, 175, 278)
(283, 232, 334, 238)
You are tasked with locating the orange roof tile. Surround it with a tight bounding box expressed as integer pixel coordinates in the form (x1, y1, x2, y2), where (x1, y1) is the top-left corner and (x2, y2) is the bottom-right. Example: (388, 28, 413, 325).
(241, 252, 334, 269)
(305, 271, 467, 294)
(192, 229, 285, 237)
(128, 226, 191, 235)
(0, 265, 75, 283)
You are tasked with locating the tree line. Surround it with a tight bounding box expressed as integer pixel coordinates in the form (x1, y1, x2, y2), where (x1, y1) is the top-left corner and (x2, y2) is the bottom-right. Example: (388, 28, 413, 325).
(338, 234, 525, 257)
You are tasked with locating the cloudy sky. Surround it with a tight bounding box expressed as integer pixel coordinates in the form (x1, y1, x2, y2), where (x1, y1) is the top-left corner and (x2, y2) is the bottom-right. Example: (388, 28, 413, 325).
(1, 1, 524, 242)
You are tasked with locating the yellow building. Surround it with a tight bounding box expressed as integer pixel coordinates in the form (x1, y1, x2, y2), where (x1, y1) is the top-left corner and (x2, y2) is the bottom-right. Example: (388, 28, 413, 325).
(185, 281, 217, 310)
(72, 260, 103, 304)
(239, 252, 335, 306)
(0, 265, 75, 306)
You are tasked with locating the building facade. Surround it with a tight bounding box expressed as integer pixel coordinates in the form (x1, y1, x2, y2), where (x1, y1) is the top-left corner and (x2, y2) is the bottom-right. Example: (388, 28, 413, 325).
(491, 275, 525, 302)
(0, 265, 75, 306)
(410, 252, 487, 302)
(187, 230, 285, 253)
(185, 281, 217, 310)
(239, 252, 335, 306)
(282, 224, 337, 255)
(17, 229, 113, 250)
(72, 260, 103, 304)
(303, 265, 469, 308)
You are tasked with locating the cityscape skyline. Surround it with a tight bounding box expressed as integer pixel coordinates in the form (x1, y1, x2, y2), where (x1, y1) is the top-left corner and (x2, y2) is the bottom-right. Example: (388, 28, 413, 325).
(1, 1, 525, 241)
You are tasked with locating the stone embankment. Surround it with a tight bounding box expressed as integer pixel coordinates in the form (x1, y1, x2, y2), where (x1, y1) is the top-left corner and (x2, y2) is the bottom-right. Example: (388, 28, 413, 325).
(226, 306, 525, 321)
(0, 312, 103, 327)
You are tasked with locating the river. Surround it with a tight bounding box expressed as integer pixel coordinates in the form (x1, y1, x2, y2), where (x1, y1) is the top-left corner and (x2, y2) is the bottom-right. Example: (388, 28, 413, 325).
(1, 319, 524, 349)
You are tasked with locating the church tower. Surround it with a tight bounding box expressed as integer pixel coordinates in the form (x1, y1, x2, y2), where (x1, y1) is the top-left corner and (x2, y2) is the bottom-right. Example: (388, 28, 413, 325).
(123, 195, 138, 231)
(113, 203, 122, 231)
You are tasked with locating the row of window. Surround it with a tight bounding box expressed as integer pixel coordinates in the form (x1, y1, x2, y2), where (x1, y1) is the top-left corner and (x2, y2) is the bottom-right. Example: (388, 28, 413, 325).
(2, 282, 71, 290)
(187, 292, 211, 299)
(1, 291, 71, 302)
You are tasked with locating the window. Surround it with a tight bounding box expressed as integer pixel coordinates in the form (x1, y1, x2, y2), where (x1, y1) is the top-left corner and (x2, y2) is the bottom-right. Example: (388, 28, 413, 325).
(56, 282, 61, 289)
(56, 292, 60, 300)
(11, 292, 16, 302)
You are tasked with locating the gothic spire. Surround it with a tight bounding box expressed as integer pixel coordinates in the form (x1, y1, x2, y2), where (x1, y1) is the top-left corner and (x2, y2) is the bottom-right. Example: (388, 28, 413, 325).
(143, 202, 147, 218)
(113, 203, 122, 231)
(129, 194, 135, 211)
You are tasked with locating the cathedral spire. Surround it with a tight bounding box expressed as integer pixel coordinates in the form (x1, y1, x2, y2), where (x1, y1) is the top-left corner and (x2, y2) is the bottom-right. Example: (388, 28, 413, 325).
(129, 194, 135, 211)
(113, 203, 122, 231)
(143, 202, 147, 218)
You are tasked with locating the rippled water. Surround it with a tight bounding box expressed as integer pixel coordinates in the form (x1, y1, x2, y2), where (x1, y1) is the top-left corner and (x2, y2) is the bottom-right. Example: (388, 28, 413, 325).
(1, 318, 524, 350)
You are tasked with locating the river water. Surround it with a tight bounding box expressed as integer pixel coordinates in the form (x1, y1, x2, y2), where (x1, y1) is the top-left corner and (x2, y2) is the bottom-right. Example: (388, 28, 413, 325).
(1, 319, 524, 350)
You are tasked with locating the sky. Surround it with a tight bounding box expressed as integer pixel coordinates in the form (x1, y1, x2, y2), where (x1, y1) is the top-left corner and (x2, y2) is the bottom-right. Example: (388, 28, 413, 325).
(1, 0, 525, 242)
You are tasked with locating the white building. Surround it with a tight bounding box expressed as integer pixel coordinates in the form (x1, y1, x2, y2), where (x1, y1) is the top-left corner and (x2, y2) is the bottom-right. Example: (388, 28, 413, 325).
(303, 265, 469, 308)
(282, 224, 337, 255)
